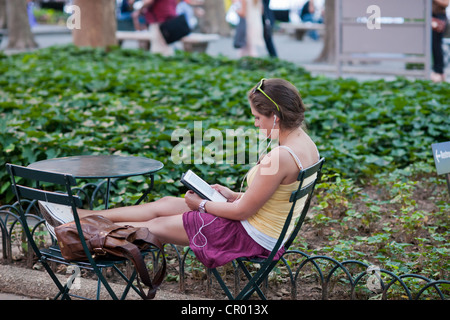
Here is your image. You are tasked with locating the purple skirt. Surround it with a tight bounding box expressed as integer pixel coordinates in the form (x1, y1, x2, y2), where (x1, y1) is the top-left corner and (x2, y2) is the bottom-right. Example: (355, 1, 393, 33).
(182, 211, 284, 269)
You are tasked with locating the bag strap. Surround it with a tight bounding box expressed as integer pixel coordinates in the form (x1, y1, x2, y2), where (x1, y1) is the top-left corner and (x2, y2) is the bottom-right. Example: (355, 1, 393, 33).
(113, 239, 166, 300)
(79, 215, 166, 299)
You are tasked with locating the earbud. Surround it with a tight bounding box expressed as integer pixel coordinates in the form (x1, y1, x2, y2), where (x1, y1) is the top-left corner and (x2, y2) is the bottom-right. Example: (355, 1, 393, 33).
(273, 115, 277, 126)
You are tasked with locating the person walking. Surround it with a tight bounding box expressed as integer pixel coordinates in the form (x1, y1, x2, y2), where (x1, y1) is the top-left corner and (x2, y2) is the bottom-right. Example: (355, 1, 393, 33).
(431, 0, 449, 82)
(140, 0, 177, 56)
(236, 0, 265, 57)
(262, 0, 277, 57)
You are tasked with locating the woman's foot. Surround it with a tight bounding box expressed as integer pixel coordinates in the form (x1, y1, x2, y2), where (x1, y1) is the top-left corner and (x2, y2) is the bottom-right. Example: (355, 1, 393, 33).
(45, 221, 56, 239)
(431, 72, 445, 83)
(38, 201, 74, 229)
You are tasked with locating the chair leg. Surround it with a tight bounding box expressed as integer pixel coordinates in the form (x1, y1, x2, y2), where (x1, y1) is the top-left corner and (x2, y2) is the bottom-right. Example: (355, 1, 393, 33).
(96, 273, 102, 300)
(210, 261, 273, 300)
(48, 262, 139, 300)
(54, 283, 71, 300)
(113, 265, 141, 299)
(234, 261, 240, 296)
(210, 268, 235, 300)
(96, 268, 119, 300)
(235, 260, 267, 300)
(206, 268, 212, 297)
(40, 257, 72, 300)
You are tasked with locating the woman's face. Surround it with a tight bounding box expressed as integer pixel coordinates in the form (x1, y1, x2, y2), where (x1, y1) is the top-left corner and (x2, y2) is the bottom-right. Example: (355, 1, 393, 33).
(250, 104, 277, 138)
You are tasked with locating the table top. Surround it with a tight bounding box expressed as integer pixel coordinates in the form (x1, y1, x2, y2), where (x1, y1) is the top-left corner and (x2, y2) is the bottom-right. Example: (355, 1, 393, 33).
(28, 155, 164, 179)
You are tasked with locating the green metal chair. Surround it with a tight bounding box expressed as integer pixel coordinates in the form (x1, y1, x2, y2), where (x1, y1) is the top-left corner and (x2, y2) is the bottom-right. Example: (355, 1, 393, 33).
(6, 163, 158, 300)
(210, 157, 325, 299)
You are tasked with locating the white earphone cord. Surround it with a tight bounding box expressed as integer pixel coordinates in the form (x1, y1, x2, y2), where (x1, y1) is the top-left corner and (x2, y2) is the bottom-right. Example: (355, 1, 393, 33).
(192, 212, 218, 248)
(193, 115, 277, 248)
(239, 115, 276, 193)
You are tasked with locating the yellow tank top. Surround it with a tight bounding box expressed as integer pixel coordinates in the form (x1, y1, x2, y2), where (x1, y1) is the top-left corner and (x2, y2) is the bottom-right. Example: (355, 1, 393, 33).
(244, 149, 317, 239)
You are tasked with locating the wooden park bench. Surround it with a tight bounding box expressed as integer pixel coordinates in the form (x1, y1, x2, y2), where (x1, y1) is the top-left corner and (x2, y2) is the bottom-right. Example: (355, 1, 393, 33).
(279, 22, 324, 41)
(181, 33, 220, 53)
(115, 31, 219, 53)
(116, 30, 152, 50)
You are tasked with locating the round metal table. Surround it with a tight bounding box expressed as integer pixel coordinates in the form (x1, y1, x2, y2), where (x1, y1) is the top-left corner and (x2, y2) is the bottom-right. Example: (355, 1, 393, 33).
(28, 155, 164, 208)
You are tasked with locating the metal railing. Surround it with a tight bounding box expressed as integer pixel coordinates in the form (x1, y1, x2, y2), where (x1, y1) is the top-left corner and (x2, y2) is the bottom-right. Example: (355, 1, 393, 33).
(1, 192, 449, 300)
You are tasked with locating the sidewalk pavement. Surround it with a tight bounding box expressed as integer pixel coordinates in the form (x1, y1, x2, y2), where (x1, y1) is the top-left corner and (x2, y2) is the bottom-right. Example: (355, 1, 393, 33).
(0, 263, 207, 300)
(0, 292, 35, 300)
(1, 24, 448, 82)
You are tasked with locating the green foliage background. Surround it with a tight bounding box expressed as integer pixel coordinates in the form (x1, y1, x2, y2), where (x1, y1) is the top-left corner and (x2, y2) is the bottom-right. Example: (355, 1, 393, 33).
(1, 45, 448, 203)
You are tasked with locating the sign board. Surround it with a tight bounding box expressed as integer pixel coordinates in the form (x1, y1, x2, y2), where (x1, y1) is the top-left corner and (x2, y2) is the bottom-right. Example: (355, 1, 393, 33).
(335, 0, 431, 78)
(432, 141, 450, 175)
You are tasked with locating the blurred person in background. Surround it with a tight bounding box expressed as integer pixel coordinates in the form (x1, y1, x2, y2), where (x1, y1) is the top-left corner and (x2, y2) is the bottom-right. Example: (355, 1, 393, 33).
(299, 0, 323, 40)
(431, 0, 449, 82)
(176, 0, 198, 30)
(27, 0, 37, 28)
(236, 0, 265, 57)
(262, 0, 277, 57)
(116, 0, 148, 31)
(140, 0, 177, 56)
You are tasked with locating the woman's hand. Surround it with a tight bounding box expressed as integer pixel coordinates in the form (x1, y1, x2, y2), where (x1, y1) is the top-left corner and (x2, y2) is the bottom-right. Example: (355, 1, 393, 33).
(211, 184, 240, 202)
(184, 190, 203, 211)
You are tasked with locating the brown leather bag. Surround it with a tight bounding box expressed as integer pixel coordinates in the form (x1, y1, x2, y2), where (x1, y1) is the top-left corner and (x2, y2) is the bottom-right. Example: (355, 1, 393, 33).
(54, 215, 166, 299)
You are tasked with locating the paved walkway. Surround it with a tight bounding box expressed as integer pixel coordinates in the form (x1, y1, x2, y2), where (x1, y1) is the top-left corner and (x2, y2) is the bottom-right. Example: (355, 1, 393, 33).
(0, 263, 207, 300)
(0, 292, 35, 300)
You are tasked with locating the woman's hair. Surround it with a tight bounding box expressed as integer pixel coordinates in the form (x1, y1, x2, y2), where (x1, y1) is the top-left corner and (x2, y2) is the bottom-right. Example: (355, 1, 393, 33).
(247, 78, 306, 130)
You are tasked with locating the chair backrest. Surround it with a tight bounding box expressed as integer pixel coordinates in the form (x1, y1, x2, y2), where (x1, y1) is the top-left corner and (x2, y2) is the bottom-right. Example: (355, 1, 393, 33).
(6, 163, 82, 212)
(282, 157, 325, 250)
(5, 163, 83, 263)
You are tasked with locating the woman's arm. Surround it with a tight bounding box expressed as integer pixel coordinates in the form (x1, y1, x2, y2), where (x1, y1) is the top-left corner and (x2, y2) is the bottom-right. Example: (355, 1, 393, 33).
(434, 0, 449, 7)
(185, 148, 291, 221)
(210, 184, 242, 202)
(236, 0, 246, 17)
(140, 0, 154, 12)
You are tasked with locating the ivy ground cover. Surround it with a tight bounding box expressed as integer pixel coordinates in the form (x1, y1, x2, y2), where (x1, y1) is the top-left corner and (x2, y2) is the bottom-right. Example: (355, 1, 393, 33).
(0, 46, 449, 286)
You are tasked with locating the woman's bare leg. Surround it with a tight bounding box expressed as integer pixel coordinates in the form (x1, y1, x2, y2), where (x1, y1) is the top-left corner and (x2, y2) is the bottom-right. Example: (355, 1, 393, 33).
(75, 196, 191, 246)
(78, 196, 190, 223)
(117, 214, 190, 246)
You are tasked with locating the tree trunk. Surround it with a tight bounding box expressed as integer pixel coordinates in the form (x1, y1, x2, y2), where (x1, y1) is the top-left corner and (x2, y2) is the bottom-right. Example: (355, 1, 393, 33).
(199, 0, 230, 36)
(72, 0, 117, 48)
(0, 0, 6, 29)
(315, 0, 335, 63)
(5, 0, 38, 50)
